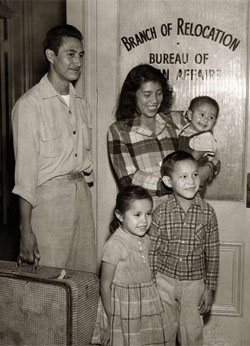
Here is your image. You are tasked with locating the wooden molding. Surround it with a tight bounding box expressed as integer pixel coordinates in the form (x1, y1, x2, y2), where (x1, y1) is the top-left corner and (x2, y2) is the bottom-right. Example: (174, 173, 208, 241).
(22, 0, 33, 90)
(211, 242, 244, 316)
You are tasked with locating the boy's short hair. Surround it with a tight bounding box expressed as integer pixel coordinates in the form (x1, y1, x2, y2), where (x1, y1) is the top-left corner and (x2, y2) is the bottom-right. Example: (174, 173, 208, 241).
(188, 96, 219, 117)
(43, 24, 83, 57)
(161, 151, 196, 177)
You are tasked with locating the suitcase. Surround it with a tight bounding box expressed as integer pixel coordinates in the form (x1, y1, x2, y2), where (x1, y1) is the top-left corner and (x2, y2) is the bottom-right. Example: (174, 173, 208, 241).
(0, 260, 99, 346)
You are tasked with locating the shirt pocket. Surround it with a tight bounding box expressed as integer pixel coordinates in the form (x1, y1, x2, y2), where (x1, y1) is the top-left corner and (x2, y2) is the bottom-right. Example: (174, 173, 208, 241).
(194, 223, 206, 243)
(40, 124, 62, 158)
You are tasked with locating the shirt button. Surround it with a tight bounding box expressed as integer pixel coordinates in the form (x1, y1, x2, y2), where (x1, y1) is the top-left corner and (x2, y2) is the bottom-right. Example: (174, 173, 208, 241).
(69, 110, 72, 114)
(75, 153, 77, 157)
(73, 131, 76, 135)
(139, 246, 142, 250)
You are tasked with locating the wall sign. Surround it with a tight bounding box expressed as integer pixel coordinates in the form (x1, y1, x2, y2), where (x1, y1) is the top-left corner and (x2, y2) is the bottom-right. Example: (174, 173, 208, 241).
(119, 0, 248, 201)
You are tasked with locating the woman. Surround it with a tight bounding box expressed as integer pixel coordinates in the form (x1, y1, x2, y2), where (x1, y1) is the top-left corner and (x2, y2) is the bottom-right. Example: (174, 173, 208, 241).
(108, 64, 215, 203)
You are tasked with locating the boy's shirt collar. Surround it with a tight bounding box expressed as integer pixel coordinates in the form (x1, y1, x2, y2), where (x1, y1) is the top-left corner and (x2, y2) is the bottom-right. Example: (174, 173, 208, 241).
(179, 123, 198, 136)
(166, 193, 206, 213)
(179, 123, 213, 137)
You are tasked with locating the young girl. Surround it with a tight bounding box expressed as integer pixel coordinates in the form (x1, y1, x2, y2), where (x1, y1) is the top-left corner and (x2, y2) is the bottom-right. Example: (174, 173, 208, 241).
(91, 185, 171, 346)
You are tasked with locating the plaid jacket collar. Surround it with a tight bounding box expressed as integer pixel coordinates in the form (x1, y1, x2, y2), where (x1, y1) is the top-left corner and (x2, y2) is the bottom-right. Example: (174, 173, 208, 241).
(130, 113, 173, 137)
(165, 193, 207, 213)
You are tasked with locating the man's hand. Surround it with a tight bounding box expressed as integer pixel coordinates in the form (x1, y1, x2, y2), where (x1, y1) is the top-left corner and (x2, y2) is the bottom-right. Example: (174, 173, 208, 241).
(18, 197, 40, 267)
(19, 229, 40, 268)
(198, 288, 214, 315)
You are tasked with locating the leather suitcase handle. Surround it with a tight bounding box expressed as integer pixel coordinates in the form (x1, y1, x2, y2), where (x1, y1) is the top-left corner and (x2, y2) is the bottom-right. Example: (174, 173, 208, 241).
(15, 258, 68, 280)
(16, 255, 39, 271)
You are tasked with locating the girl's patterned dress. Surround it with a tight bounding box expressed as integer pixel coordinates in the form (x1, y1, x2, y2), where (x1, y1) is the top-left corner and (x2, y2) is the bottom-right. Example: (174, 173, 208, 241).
(91, 227, 171, 346)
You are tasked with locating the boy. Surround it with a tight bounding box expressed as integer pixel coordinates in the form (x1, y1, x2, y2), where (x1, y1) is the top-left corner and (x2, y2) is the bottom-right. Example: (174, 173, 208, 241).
(149, 151, 219, 346)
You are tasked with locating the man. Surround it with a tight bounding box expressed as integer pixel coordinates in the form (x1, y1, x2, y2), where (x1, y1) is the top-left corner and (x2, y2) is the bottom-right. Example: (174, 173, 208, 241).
(12, 24, 96, 273)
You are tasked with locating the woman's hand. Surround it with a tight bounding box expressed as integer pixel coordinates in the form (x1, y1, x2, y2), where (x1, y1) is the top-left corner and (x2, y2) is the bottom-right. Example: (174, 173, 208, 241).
(198, 158, 221, 185)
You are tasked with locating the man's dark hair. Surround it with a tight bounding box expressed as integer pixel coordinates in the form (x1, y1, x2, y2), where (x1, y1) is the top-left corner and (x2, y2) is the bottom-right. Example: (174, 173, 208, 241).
(161, 151, 196, 177)
(43, 24, 83, 57)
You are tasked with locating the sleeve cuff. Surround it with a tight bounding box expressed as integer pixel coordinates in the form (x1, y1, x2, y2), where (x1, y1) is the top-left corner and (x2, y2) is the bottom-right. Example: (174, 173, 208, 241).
(12, 185, 37, 208)
(205, 281, 217, 291)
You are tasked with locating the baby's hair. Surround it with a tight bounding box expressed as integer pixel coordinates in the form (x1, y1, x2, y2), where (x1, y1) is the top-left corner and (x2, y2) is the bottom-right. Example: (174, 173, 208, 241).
(188, 96, 219, 117)
(161, 151, 196, 178)
(110, 185, 153, 233)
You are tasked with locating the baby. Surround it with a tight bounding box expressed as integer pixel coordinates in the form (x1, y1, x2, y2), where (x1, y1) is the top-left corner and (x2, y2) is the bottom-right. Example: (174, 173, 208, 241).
(178, 96, 219, 162)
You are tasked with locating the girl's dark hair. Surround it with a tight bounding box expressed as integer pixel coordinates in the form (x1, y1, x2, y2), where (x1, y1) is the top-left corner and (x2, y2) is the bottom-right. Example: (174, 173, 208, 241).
(110, 185, 153, 233)
(161, 151, 196, 177)
(43, 24, 83, 58)
(188, 96, 220, 117)
(115, 64, 173, 121)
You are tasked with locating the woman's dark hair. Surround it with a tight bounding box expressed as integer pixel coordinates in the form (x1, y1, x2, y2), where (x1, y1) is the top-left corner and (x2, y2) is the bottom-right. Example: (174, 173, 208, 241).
(43, 24, 83, 58)
(110, 185, 153, 233)
(115, 64, 173, 121)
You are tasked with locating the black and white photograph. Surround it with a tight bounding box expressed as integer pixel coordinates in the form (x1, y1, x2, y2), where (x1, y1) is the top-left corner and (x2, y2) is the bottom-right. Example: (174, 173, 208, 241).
(0, 0, 249, 345)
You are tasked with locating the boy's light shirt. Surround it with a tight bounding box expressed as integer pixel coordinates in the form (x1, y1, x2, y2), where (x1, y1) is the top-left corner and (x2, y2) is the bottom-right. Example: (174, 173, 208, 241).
(189, 131, 217, 154)
(179, 122, 217, 155)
